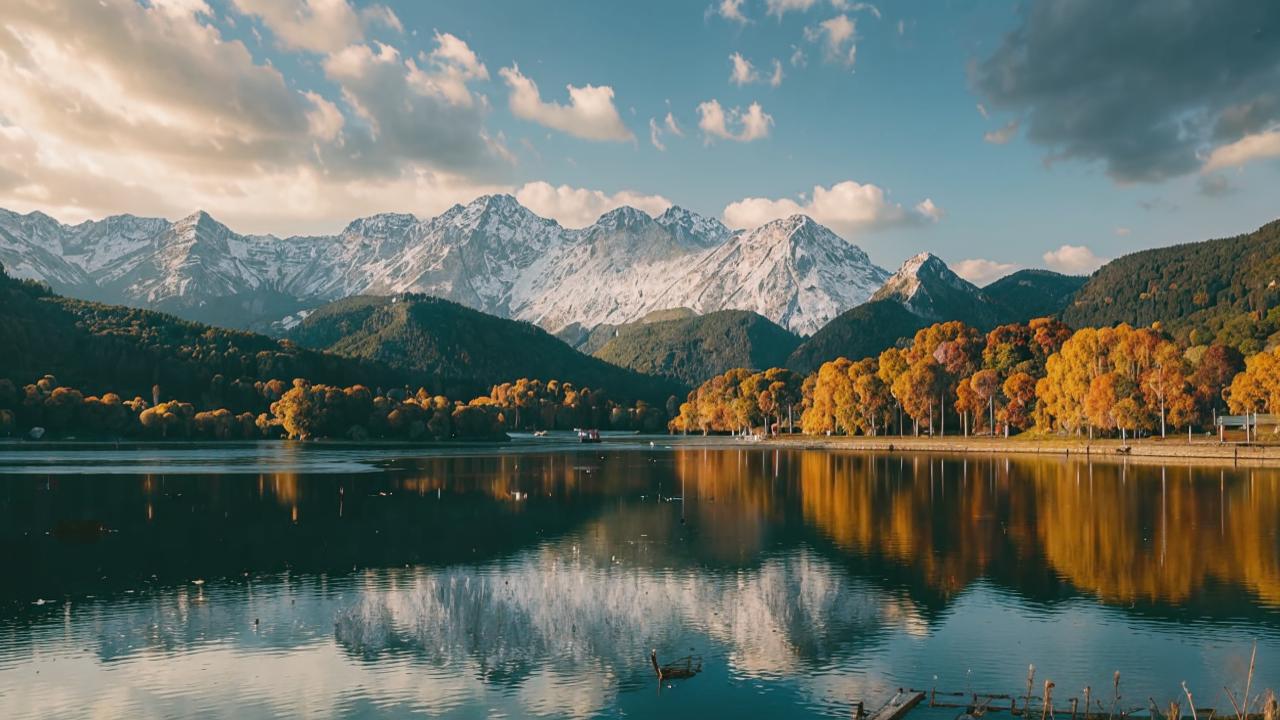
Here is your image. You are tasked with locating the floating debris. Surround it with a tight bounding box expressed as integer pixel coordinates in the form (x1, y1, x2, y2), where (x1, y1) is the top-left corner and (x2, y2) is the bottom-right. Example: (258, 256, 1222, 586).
(650, 649, 702, 681)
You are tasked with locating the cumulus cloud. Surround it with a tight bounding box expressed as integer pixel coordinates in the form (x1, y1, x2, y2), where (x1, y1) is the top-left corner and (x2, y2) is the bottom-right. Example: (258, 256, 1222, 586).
(1202, 129, 1280, 172)
(972, 1, 1280, 183)
(914, 198, 943, 223)
(231, 0, 400, 53)
(499, 65, 633, 142)
(983, 119, 1019, 145)
(1042, 245, 1106, 275)
(0, 0, 507, 233)
(729, 53, 759, 85)
(716, 0, 750, 24)
(721, 180, 940, 236)
(697, 100, 773, 143)
(322, 40, 500, 172)
(953, 259, 1019, 286)
(515, 182, 672, 228)
(805, 14, 858, 67)
(769, 59, 785, 87)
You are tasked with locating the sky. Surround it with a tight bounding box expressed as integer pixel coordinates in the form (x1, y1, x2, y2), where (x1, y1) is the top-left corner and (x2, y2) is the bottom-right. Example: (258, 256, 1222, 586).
(1, 0, 1279, 281)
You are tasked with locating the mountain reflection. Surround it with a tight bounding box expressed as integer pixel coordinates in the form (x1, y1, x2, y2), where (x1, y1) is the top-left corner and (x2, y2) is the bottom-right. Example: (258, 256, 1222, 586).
(333, 550, 912, 682)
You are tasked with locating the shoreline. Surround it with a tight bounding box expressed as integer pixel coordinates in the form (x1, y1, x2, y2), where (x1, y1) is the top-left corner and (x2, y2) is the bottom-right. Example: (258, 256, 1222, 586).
(758, 434, 1280, 466)
(2, 434, 1278, 466)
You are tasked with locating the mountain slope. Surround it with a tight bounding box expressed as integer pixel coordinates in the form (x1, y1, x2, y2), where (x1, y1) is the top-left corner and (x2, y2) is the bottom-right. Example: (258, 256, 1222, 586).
(871, 252, 1003, 328)
(786, 256, 1077, 373)
(0, 263, 411, 407)
(1063, 219, 1280, 342)
(785, 299, 929, 373)
(0, 197, 889, 336)
(286, 294, 684, 402)
(983, 269, 1086, 320)
(593, 310, 801, 386)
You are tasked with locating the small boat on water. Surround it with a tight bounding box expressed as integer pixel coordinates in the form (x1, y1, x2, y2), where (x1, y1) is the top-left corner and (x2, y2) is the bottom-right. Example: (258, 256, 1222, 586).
(577, 429, 602, 443)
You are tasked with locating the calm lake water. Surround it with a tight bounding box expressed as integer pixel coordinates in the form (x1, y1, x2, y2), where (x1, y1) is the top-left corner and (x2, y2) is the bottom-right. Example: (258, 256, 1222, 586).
(1, 439, 1278, 718)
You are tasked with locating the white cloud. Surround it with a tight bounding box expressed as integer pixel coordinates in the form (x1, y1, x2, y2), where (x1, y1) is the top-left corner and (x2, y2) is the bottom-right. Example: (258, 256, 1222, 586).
(303, 91, 344, 141)
(983, 119, 1019, 145)
(721, 180, 940, 236)
(1042, 245, 1107, 274)
(664, 112, 684, 136)
(1202, 129, 1280, 171)
(0, 0, 506, 234)
(515, 181, 672, 228)
(914, 198, 943, 222)
(648, 118, 666, 151)
(766, 0, 877, 18)
(976, 103, 989, 119)
(953, 259, 1019, 285)
(697, 100, 773, 143)
(790, 46, 807, 68)
(231, 0, 400, 54)
(769, 59, 785, 87)
(729, 52, 759, 86)
(767, 0, 819, 18)
(716, 0, 750, 23)
(806, 15, 858, 68)
(408, 32, 490, 108)
(499, 65, 633, 142)
(1113, 226, 1131, 236)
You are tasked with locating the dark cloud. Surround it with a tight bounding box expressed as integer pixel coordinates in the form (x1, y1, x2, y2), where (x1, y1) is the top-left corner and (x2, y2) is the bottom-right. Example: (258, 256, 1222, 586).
(1197, 174, 1236, 198)
(972, 1, 1280, 183)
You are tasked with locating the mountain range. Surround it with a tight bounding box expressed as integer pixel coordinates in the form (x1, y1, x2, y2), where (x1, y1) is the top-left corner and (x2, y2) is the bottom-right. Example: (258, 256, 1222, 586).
(0, 196, 888, 336)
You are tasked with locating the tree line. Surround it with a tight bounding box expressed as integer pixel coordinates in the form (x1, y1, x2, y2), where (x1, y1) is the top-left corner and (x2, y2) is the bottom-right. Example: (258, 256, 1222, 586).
(672, 317, 1276, 442)
(0, 374, 666, 441)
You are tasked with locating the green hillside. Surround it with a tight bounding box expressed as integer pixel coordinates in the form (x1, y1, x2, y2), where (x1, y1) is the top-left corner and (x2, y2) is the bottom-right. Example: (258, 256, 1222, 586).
(287, 294, 683, 402)
(0, 264, 409, 410)
(593, 309, 800, 386)
(1063, 219, 1280, 352)
(785, 299, 928, 374)
(984, 269, 1087, 321)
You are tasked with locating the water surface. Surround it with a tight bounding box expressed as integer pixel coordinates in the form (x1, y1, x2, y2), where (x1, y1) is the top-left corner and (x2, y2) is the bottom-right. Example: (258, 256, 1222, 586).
(1, 441, 1277, 718)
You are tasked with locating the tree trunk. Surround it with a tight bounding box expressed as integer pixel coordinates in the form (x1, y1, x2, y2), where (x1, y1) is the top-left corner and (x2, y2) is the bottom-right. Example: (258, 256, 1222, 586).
(1160, 397, 1166, 438)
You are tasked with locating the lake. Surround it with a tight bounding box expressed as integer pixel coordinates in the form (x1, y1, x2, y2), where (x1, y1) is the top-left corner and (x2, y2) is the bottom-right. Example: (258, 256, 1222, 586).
(1, 439, 1277, 718)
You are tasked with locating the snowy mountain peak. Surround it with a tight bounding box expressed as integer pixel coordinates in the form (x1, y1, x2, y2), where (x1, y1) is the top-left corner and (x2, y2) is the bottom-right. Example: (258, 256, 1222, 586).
(594, 205, 655, 229)
(872, 251, 999, 325)
(747, 214, 843, 250)
(341, 212, 418, 237)
(655, 206, 730, 248)
(0, 197, 895, 336)
(172, 209, 229, 235)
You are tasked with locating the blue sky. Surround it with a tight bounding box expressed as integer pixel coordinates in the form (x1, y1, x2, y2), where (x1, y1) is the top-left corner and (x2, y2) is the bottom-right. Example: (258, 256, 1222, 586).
(1, 0, 1278, 281)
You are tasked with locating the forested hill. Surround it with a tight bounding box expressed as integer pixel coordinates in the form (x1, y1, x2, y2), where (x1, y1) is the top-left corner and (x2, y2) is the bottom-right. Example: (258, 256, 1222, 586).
(785, 299, 928, 374)
(592, 309, 801, 387)
(286, 294, 684, 403)
(1063, 219, 1280, 349)
(983, 270, 1087, 321)
(0, 264, 412, 405)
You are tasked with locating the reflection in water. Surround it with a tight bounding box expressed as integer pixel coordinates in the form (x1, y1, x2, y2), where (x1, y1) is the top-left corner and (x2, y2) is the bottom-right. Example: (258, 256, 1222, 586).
(0, 446, 1278, 719)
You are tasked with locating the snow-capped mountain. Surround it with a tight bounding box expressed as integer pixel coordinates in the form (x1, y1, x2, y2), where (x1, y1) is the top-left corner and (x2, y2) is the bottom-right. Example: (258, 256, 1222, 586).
(871, 252, 1001, 327)
(0, 196, 890, 335)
